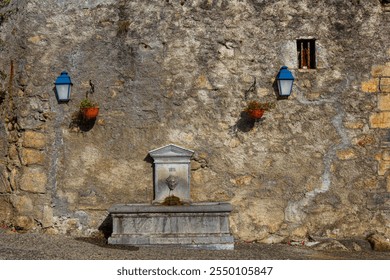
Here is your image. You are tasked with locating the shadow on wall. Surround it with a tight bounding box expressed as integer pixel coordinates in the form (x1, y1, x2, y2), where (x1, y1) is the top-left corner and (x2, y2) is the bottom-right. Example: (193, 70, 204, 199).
(98, 214, 113, 239)
(234, 111, 263, 133)
(69, 111, 97, 132)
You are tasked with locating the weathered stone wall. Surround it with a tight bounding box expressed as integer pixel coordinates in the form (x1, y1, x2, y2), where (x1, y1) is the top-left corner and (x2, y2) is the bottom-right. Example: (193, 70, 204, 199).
(1, 0, 390, 242)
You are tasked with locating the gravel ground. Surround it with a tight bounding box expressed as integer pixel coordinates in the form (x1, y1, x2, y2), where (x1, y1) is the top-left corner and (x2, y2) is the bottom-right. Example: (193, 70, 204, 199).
(1, 231, 390, 260)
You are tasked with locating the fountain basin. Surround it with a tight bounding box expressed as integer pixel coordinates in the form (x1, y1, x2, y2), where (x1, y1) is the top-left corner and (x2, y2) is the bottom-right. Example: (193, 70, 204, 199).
(108, 202, 234, 250)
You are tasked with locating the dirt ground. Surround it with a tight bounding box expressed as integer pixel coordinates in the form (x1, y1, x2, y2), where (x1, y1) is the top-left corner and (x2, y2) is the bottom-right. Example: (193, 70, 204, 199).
(1, 230, 390, 260)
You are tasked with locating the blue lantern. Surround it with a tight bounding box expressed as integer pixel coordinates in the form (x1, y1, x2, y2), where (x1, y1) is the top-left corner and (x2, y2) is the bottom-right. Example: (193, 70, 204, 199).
(276, 66, 294, 97)
(54, 71, 72, 102)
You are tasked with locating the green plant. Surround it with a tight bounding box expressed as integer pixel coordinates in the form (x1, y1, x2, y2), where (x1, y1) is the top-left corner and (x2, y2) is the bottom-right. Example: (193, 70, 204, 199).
(245, 100, 275, 111)
(0, 0, 11, 9)
(80, 80, 98, 108)
(80, 98, 98, 109)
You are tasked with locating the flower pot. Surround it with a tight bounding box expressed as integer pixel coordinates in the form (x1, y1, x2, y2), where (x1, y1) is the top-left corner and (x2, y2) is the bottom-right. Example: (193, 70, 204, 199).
(81, 107, 99, 120)
(248, 109, 264, 119)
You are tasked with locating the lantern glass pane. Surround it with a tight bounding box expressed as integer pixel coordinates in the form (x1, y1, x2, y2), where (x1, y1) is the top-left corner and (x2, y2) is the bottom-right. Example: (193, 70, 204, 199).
(278, 79, 293, 96)
(56, 84, 70, 101)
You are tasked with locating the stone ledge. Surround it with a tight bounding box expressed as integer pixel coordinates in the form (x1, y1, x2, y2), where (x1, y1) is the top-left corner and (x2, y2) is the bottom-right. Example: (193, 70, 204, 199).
(109, 202, 233, 213)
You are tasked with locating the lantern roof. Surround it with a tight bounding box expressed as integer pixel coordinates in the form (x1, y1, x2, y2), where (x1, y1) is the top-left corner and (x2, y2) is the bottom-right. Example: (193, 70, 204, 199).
(276, 66, 294, 80)
(54, 71, 72, 85)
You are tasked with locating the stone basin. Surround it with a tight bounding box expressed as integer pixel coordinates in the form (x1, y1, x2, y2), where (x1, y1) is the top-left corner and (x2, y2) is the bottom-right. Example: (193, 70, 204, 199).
(108, 202, 234, 250)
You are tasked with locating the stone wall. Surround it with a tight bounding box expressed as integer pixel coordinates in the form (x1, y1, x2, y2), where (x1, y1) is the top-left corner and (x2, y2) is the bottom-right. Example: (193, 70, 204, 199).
(0, 0, 390, 242)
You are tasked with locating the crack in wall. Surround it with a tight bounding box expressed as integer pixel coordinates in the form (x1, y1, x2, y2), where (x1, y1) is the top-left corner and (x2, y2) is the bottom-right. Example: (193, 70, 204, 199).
(309, 102, 350, 196)
(285, 87, 350, 225)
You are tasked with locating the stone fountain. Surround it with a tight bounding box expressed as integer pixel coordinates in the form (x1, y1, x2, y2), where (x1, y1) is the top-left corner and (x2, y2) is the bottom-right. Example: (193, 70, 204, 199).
(108, 144, 234, 250)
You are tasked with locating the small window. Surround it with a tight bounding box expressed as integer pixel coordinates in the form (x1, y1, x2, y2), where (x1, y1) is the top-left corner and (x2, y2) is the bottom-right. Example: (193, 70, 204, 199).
(297, 39, 316, 69)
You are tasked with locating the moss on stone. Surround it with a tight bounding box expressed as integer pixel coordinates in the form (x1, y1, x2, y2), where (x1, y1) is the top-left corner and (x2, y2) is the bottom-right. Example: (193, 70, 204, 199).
(162, 195, 183, 206)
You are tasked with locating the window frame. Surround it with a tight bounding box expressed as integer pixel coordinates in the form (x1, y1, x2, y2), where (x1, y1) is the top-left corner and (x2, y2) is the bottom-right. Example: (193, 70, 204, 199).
(297, 39, 316, 70)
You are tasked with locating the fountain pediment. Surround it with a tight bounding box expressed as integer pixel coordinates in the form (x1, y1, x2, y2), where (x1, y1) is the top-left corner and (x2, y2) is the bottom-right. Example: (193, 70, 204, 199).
(149, 144, 194, 160)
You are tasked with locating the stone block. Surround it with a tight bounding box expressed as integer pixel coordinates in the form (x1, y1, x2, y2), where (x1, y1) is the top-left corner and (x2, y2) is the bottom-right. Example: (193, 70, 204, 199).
(231, 175, 253, 186)
(380, 77, 390, 93)
(253, 87, 268, 98)
(355, 134, 375, 147)
(10, 195, 33, 214)
(194, 74, 213, 90)
(386, 175, 390, 192)
(14, 215, 35, 230)
(381, 76, 390, 85)
(362, 79, 378, 93)
(291, 226, 308, 238)
(22, 131, 47, 150)
(191, 161, 202, 171)
(372, 65, 390, 78)
(228, 138, 241, 148)
(28, 35, 45, 44)
(367, 192, 390, 210)
(367, 233, 390, 252)
(0, 166, 10, 193)
(42, 205, 53, 228)
(22, 148, 46, 165)
(378, 160, 390, 176)
(8, 144, 18, 160)
(19, 168, 47, 193)
(369, 112, 390, 128)
(336, 149, 357, 160)
(218, 44, 235, 58)
(378, 94, 390, 111)
(364, 177, 378, 189)
(306, 92, 321, 100)
(382, 150, 390, 161)
(0, 198, 13, 221)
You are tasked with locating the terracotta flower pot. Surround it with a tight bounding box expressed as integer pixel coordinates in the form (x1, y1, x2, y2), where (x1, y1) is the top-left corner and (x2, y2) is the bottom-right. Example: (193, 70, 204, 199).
(81, 107, 99, 120)
(248, 109, 264, 119)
